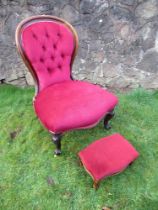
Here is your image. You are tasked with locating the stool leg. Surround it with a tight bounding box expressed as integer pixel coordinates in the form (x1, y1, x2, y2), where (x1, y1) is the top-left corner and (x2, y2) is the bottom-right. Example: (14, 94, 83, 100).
(104, 109, 115, 129)
(79, 159, 83, 167)
(93, 180, 100, 190)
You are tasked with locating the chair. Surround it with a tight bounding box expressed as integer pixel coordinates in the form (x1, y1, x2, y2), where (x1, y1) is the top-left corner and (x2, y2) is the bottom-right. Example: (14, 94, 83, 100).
(15, 15, 118, 155)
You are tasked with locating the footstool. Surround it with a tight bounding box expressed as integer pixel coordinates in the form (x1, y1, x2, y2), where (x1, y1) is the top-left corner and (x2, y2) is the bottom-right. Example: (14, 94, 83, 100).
(78, 133, 139, 189)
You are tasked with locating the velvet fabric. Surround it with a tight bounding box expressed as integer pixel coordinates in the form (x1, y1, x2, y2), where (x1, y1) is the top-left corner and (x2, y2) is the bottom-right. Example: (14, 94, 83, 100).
(34, 81, 118, 133)
(21, 19, 119, 134)
(78, 133, 139, 181)
(22, 21, 75, 91)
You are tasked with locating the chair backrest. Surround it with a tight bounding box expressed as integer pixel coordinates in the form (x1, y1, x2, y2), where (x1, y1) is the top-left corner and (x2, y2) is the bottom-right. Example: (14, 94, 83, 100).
(15, 15, 78, 93)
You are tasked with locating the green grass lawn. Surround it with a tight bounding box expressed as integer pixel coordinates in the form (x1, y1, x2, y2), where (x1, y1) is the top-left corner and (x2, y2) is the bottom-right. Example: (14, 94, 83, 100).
(0, 85, 158, 210)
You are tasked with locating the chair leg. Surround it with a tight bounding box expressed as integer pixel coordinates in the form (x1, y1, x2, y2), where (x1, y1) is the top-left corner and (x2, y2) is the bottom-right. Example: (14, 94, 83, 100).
(104, 109, 115, 129)
(52, 133, 62, 155)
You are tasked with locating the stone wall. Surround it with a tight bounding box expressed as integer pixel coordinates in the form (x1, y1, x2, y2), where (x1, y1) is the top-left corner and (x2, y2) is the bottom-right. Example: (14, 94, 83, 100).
(0, 0, 158, 90)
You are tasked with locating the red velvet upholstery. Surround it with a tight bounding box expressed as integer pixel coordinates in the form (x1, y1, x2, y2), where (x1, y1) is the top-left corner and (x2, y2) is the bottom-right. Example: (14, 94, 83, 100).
(78, 133, 139, 181)
(19, 17, 119, 135)
(34, 81, 118, 133)
(22, 21, 74, 91)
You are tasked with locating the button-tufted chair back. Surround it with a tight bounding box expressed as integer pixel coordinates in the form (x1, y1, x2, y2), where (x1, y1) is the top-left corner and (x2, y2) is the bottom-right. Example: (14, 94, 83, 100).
(16, 16, 78, 93)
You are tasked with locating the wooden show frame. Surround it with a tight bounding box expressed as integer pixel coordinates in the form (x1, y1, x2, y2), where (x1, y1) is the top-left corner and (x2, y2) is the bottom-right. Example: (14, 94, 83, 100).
(15, 15, 79, 96)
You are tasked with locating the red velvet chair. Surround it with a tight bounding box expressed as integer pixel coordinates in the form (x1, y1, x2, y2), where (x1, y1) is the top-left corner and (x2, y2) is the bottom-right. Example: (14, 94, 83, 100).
(15, 15, 118, 155)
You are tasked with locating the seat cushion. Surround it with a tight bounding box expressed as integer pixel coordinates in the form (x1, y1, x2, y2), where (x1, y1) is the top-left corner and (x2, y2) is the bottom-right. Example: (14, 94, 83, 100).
(34, 80, 118, 133)
(78, 133, 139, 182)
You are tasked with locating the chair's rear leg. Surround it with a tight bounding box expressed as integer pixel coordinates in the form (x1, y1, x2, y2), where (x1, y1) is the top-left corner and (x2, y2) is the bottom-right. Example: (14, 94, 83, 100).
(52, 133, 62, 155)
(104, 109, 115, 129)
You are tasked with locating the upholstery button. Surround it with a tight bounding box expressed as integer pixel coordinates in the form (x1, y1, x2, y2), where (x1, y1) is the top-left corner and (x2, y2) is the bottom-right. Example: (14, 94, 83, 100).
(57, 32, 61, 37)
(61, 53, 65, 59)
(53, 44, 57, 49)
(50, 55, 55, 61)
(58, 64, 62, 69)
(47, 67, 52, 73)
(42, 45, 46, 51)
(40, 57, 44, 63)
(32, 33, 38, 40)
(45, 32, 49, 38)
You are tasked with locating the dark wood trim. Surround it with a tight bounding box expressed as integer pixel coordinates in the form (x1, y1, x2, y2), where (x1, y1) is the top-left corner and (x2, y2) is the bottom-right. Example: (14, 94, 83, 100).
(15, 15, 79, 96)
(104, 109, 115, 129)
(52, 133, 62, 155)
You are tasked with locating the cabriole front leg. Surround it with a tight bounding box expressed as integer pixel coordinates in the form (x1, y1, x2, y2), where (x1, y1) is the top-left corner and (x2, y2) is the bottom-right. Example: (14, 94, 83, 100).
(104, 109, 115, 129)
(52, 133, 62, 155)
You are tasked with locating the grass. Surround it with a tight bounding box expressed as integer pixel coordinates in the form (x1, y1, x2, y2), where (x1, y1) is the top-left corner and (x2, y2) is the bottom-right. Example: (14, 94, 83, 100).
(0, 84, 158, 210)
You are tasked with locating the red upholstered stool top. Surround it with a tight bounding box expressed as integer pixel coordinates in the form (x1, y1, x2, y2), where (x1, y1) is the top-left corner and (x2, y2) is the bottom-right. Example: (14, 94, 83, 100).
(78, 133, 139, 186)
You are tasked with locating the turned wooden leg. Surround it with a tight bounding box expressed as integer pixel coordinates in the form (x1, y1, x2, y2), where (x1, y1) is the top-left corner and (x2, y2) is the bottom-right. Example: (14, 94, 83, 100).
(52, 133, 62, 155)
(104, 109, 115, 129)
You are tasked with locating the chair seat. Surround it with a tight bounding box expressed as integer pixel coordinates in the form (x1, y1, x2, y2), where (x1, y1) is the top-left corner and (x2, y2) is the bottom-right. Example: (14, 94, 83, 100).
(34, 80, 118, 133)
